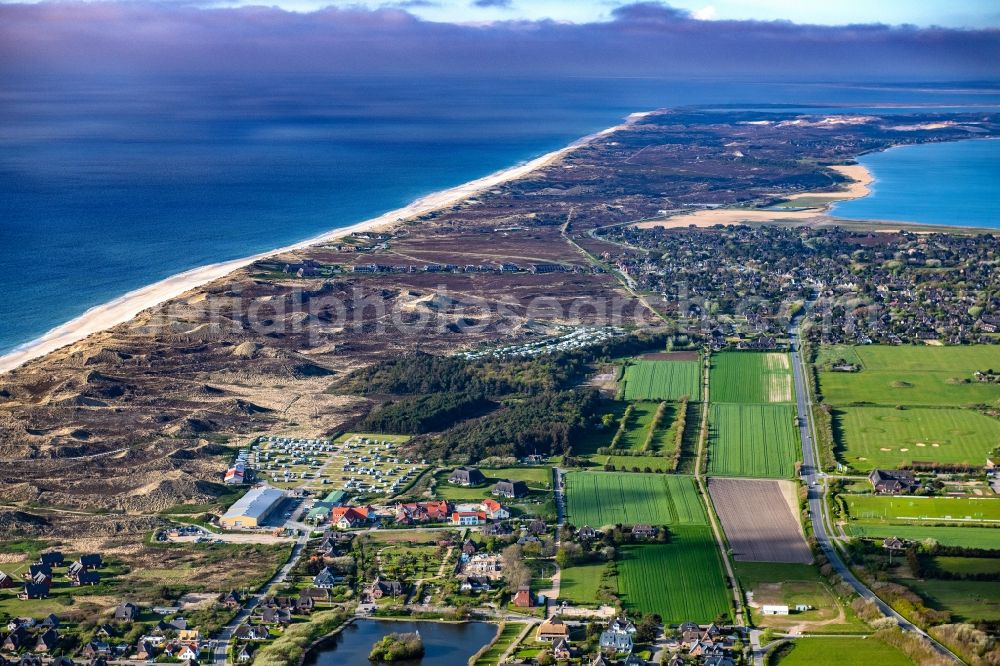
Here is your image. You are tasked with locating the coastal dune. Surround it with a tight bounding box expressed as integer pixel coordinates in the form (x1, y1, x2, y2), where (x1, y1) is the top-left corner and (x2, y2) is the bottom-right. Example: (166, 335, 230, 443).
(0, 114, 645, 375)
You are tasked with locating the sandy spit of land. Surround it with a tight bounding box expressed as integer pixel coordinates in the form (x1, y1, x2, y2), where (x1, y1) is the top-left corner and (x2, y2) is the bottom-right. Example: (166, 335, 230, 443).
(0, 114, 649, 375)
(632, 164, 874, 229)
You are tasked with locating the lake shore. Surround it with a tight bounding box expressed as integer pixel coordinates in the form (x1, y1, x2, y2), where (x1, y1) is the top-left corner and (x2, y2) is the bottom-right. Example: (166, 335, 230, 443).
(0, 114, 645, 375)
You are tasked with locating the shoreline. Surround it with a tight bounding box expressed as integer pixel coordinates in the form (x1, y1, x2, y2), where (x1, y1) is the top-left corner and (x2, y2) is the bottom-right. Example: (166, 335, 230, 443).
(632, 164, 875, 229)
(0, 113, 647, 376)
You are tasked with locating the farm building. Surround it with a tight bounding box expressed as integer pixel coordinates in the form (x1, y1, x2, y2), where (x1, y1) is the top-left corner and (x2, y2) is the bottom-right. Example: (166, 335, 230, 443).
(220, 486, 285, 529)
(868, 469, 917, 494)
(536, 617, 569, 641)
(761, 605, 789, 616)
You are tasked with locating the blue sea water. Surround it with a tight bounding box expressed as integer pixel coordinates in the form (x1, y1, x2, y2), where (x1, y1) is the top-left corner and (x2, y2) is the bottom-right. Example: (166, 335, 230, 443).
(1, 76, 999, 356)
(832, 139, 1000, 227)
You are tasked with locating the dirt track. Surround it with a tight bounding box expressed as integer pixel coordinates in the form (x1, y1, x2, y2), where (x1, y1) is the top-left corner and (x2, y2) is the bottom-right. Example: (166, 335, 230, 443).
(709, 477, 812, 564)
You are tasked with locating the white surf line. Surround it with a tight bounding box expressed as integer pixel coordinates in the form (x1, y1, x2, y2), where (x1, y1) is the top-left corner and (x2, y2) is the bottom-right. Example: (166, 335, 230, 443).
(0, 112, 651, 375)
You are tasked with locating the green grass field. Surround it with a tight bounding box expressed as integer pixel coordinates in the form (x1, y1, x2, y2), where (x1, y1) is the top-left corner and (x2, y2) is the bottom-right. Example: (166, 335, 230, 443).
(707, 403, 800, 478)
(559, 560, 609, 606)
(710, 352, 793, 404)
(834, 406, 1000, 470)
(474, 623, 524, 666)
(843, 495, 1000, 524)
(622, 360, 701, 401)
(617, 527, 731, 623)
(771, 637, 914, 666)
(604, 454, 673, 472)
(844, 524, 1000, 549)
(618, 401, 671, 451)
(818, 345, 1000, 407)
(904, 579, 1000, 622)
(564, 472, 706, 528)
(934, 556, 1000, 577)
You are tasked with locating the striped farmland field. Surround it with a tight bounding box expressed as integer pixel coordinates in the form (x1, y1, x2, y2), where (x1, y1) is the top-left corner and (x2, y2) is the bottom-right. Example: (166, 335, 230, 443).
(710, 352, 793, 404)
(564, 471, 706, 528)
(622, 360, 701, 401)
(617, 527, 732, 623)
(708, 403, 800, 478)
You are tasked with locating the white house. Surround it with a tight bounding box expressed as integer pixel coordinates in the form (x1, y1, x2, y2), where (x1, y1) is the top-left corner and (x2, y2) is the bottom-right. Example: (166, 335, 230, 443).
(761, 605, 789, 616)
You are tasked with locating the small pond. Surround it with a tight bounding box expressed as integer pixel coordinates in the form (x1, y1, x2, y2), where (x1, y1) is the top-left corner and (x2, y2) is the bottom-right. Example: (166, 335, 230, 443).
(306, 619, 499, 666)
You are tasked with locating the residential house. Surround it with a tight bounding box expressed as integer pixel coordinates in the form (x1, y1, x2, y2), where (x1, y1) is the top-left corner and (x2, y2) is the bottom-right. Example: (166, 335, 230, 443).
(608, 617, 636, 634)
(512, 586, 532, 608)
(483, 522, 513, 537)
(0, 572, 13, 589)
(394, 501, 450, 524)
(704, 656, 736, 666)
(577, 526, 597, 540)
(590, 654, 612, 666)
(19, 583, 50, 600)
(222, 591, 242, 610)
(73, 571, 101, 587)
(176, 644, 198, 661)
(235, 645, 253, 664)
(135, 640, 157, 661)
(330, 506, 371, 530)
(39, 553, 64, 568)
(31, 571, 51, 587)
(536, 617, 569, 642)
(34, 629, 59, 653)
(113, 603, 139, 623)
(599, 627, 633, 656)
(2, 627, 29, 652)
(459, 576, 492, 593)
(366, 577, 404, 600)
(312, 567, 342, 589)
(40, 615, 59, 630)
(81, 642, 109, 659)
(451, 511, 485, 526)
(259, 609, 291, 626)
(527, 520, 547, 535)
(80, 555, 103, 569)
(302, 587, 331, 602)
(869, 469, 917, 494)
(295, 595, 315, 614)
(448, 467, 485, 487)
(26, 564, 51, 581)
(492, 480, 528, 499)
(622, 656, 647, 666)
(480, 499, 509, 521)
(233, 625, 269, 642)
(883, 537, 907, 551)
(552, 638, 572, 660)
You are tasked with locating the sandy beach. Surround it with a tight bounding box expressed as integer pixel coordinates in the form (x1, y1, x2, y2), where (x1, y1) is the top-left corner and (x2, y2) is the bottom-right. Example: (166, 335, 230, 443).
(632, 164, 874, 229)
(0, 115, 643, 375)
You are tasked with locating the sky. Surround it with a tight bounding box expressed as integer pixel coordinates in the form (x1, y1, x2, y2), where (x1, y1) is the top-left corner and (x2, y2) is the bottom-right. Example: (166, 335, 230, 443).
(246, 0, 1000, 28)
(0, 1, 998, 81)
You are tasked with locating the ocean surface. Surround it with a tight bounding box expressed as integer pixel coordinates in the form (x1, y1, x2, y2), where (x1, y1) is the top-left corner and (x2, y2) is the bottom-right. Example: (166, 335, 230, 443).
(1, 76, 999, 356)
(832, 139, 1000, 227)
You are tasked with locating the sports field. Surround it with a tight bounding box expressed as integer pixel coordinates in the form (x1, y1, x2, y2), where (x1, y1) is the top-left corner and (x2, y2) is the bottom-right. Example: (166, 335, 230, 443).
(710, 352, 793, 404)
(622, 360, 701, 401)
(707, 403, 800, 478)
(617, 527, 731, 623)
(564, 472, 706, 528)
(771, 637, 913, 666)
(834, 406, 1000, 470)
(844, 524, 1000, 549)
(844, 495, 1000, 524)
(818, 345, 1000, 407)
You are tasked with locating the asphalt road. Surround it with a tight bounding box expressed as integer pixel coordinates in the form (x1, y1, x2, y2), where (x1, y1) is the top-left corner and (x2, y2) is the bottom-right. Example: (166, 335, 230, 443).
(789, 325, 961, 664)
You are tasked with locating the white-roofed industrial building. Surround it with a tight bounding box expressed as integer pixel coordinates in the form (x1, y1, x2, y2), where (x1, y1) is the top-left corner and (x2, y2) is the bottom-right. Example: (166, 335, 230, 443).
(219, 485, 286, 529)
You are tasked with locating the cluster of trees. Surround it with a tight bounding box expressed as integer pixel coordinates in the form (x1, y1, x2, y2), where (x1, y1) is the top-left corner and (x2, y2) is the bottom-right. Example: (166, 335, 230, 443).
(358, 392, 493, 434)
(368, 632, 424, 662)
(418, 389, 603, 461)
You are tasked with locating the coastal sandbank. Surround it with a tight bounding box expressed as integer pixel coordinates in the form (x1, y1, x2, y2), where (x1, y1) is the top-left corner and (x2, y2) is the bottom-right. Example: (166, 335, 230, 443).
(0, 115, 644, 375)
(632, 164, 873, 229)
